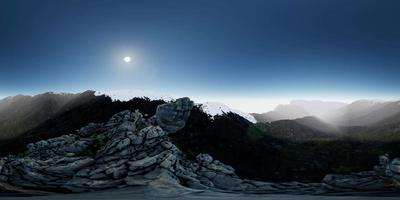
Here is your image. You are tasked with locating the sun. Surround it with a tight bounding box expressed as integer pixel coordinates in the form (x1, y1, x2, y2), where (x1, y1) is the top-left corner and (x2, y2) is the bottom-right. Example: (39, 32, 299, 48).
(123, 56, 131, 63)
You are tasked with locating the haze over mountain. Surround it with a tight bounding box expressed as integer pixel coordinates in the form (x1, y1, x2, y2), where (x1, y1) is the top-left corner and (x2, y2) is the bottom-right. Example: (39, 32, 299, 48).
(327, 100, 400, 127)
(249, 99, 400, 141)
(0, 91, 99, 140)
(252, 100, 347, 123)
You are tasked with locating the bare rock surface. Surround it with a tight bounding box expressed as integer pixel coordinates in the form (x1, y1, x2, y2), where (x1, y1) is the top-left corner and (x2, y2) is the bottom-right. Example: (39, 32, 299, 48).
(0, 97, 399, 196)
(323, 154, 400, 192)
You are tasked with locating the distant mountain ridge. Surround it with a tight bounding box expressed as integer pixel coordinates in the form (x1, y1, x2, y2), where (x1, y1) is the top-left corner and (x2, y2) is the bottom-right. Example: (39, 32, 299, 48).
(98, 90, 256, 123)
(1, 92, 400, 184)
(327, 100, 400, 127)
(251, 100, 347, 123)
(253, 99, 400, 141)
(2, 91, 400, 142)
(0, 91, 99, 140)
(200, 102, 257, 123)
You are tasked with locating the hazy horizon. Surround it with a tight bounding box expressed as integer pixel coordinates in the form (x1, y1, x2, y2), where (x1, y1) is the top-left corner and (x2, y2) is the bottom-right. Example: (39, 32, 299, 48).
(1, 0, 400, 109)
(1, 89, 399, 113)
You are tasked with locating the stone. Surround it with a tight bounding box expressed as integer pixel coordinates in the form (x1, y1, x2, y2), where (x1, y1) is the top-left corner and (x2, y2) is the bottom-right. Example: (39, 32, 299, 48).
(0, 98, 338, 195)
(44, 158, 94, 176)
(117, 121, 136, 133)
(390, 158, 400, 174)
(128, 156, 158, 171)
(125, 175, 151, 186)
(212, 174, 244, 190)
(155, 97, 194, 133)
(160, 154, 177, 170)
(116, 138, 131, 150)
(106, 165, 127, 179)
(161, 141, 173, 149)
(77, 123, 102, 137)
(322, 174, 388, 191)
(141, 126, 165, 139)
(196, 154, 213, 166)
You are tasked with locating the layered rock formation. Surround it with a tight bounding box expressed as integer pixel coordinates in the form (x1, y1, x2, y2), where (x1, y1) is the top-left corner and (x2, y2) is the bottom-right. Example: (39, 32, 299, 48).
(0, 97, 322, 194)
(0, 97, 399, 196)
(323, 154, 400, 192)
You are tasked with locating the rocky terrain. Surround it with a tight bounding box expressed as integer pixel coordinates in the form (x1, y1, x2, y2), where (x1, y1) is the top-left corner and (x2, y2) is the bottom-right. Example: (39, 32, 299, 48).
(0, 97, 400, 196)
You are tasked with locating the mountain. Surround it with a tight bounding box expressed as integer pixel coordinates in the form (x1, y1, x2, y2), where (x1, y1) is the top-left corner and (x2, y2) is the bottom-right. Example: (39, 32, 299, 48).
(328, 100, 400, 127)
(0, 91, 100, 140)
(99, 90, 257, 123)
(294, 116, 341, 134)
(0, 94, 166, 157)
(252, 100, 347, 123)
(1, 93, 400, 184)
(200, 102, 256, 123)
(252, 105, 309, 122)
(290, 100, 347, 119)
(255, 119, 336, 141)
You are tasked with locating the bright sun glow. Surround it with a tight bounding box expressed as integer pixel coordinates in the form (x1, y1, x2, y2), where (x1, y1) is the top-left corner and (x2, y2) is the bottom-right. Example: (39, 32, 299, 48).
(123, 56, 131, 63)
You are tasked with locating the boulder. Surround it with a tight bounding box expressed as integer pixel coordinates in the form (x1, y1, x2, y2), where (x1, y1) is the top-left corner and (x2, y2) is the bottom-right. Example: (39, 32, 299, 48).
(196, 154, 213, 166)
(155, 97, 194, 133)
(390, 158, 400, 174)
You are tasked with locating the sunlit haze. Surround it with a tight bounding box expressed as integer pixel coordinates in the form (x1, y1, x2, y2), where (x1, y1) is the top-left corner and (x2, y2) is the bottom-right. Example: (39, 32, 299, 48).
(1, 0, 400, 113)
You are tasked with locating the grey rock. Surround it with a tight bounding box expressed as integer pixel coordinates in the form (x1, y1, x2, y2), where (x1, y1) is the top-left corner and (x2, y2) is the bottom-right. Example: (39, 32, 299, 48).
(78, 123, 102, 137)
(161, 141, 173, 149)
(0, 98, 355, 195)
(323, 174, 388, 191)
(212, 174, 244, 190)
(390, 158, 400, 174)
(128, 156, 158, 171)
(156, 97, 194, 133)
(160, 154, 177, 170)
(125, 175, 151, 186)
(196, 154, 213, 166)
(142, 126, 165, 139)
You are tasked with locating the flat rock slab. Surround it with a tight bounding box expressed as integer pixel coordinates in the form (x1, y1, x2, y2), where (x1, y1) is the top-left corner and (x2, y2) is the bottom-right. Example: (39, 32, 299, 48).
(1, 187, 400, 200)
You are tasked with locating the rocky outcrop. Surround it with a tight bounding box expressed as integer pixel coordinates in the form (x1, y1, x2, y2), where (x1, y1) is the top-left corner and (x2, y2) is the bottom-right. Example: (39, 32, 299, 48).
(156, 97, 194, 133)
(1, 97, 398, 195)
(323, 154, 400, 192)
(0, 97, 325, 194)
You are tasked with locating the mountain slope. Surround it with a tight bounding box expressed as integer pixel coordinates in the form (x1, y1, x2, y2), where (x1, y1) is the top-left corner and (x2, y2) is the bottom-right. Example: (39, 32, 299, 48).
(200, 101, 256, 123)
(327, 100, 398, 126)
(0, 94, 165, 157)
(0, 91, 101, 140)
(294, 116, 341, 134)
(252, 100, 347, 123)
(252, 105, 309, 122)
(255, 119, 336, 141)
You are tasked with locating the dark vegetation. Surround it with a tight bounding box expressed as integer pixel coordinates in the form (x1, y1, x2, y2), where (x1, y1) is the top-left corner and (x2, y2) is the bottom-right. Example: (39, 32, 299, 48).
(1, 93, 400, 182)
(0, 91, 165, 157)
(172, 107, 400, 182)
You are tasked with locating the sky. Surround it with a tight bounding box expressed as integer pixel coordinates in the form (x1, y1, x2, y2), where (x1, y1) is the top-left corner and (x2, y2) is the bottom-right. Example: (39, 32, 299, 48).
(1, 0, 400, 112)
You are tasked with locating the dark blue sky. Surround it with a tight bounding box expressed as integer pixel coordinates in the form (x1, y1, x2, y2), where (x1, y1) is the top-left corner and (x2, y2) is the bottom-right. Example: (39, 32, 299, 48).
(1, 0, 400, 107)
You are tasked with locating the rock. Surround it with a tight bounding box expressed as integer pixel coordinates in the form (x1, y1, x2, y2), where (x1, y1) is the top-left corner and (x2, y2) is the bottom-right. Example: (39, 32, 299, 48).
(160, 154, 177, 170)
(77, 123, 102, 137)
(390, 158, 400, 174)
(106, 165, 127, 179)
(156, 97, 194, 133)
(142, 126, 165, 139)
(211, 174, 244, 190)
(196, 154, 213, 166)
(322, 174, 388, 191)
(128, 156, 158, 171)
(125, 175, 151, 186)
(161, 141, 173, 149)
(116, 138, 131, 150)
(0, 97, 329, 194)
